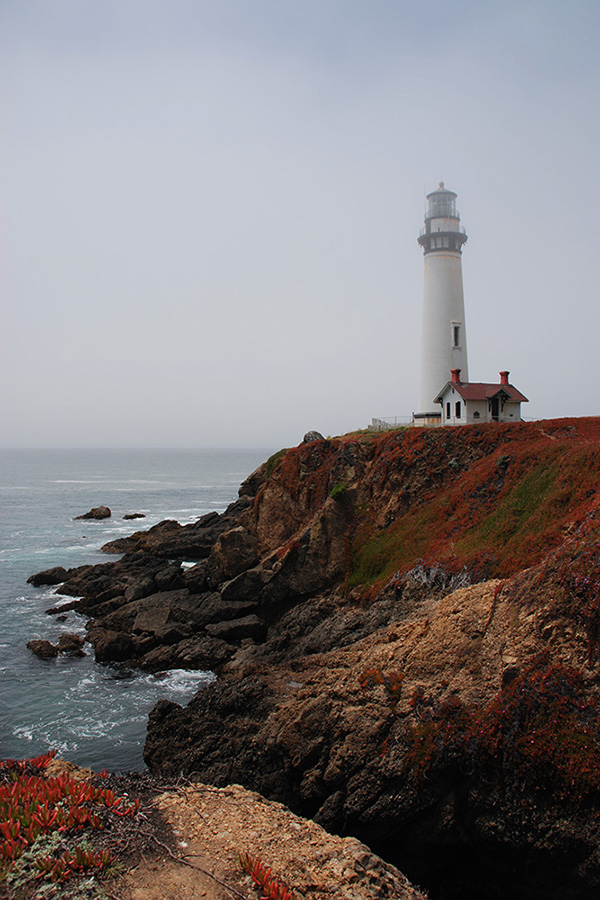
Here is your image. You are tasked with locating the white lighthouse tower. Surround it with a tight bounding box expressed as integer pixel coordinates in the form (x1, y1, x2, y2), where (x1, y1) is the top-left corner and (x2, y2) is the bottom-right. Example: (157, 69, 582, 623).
(415, 182, 469, 425)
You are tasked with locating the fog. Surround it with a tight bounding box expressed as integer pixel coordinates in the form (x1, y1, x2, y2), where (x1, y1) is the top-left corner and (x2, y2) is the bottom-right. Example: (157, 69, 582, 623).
(2, 0, 599, 448)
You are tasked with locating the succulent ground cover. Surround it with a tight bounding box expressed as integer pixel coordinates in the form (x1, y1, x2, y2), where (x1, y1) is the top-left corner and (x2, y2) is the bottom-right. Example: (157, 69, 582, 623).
(255, 418, 600, 593)
(401, 657, 600, 801)
(238, 851, 298, 900)
(343, 419, 600, 589)
(0, 753, 147, 900)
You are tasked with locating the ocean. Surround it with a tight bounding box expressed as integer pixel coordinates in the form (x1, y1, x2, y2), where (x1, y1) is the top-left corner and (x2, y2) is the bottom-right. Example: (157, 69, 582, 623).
(0, 448, 272, 772)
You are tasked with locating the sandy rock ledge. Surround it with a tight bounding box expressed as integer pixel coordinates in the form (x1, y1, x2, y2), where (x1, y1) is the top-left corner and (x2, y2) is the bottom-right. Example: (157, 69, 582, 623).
(117, 782, 426, 900)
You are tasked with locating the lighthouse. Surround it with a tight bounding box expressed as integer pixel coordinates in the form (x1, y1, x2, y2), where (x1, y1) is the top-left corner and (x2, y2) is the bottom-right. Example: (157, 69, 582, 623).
(415, 183, 469, 425)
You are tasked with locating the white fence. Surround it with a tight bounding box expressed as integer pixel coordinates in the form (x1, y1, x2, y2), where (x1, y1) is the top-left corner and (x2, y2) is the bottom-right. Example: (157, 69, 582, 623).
(369, 416, 413, 431)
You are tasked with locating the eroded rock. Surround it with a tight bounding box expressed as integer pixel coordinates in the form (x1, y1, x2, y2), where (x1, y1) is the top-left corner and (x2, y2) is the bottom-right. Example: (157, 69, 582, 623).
(74, 506, 111, 520)
(27, 566, 68, 587)
(205, 614, 267, 644)
(56, 633, 86, 656)
(27, 639, 59, 659)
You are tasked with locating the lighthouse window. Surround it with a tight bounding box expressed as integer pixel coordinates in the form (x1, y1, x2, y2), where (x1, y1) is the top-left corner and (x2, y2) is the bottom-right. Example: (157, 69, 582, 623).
(452, 324, 461, 347)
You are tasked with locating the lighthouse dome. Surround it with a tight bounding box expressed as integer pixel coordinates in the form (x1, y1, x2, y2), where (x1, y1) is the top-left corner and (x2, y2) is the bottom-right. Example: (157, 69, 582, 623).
(425, 182, 458, 220)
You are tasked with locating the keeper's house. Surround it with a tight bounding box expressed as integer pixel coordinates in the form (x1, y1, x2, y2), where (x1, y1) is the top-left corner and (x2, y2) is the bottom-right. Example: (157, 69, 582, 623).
(434, 369, 528, 427)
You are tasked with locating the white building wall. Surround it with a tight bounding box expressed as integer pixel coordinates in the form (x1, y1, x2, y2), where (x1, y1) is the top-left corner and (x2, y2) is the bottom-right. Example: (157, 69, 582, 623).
(499, 401, 522, 423)
(418, 252, 468, 415)
(466, 399, 488, 424)
(439, 385, 467, 426)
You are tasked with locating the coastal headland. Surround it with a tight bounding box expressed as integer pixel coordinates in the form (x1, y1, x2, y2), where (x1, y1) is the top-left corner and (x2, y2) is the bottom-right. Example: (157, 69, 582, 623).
(28, 418, 600, 900)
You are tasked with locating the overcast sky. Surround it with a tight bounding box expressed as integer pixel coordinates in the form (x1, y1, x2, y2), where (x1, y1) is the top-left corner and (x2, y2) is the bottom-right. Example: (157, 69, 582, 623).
(2, 0, 599, 448)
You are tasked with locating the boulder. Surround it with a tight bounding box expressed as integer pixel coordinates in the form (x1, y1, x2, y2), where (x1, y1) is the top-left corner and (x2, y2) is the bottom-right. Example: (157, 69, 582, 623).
(123, 576, 157, 603)
(27, 639, 58, 659)
(57, 633, 86, 656)
(303, 431, 325, 443)
(27, 566, 68, 587)
(183, 562, 209, 593)
(87, 628, 134, 663)
(132, 605, 174, 635)
(207, 526, 259, 583)
(74, 506, 111, 520)
(188, 593, 259, 627)
(123, 513, 146, 520)
(205, 614, 267, 644)
(136, 644, 183, 673)
(140, 634, 235, 673)
(91, 590, 183, 635)
(46, 600, 81, 615)
(153, 623, 193, 646)
(153, 564, 185, 592)
(220, 564, 275, 603)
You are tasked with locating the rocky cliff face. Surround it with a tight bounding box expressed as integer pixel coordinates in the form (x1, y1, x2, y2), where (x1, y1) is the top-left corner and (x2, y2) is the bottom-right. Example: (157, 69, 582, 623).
(32, 418, 600, 900)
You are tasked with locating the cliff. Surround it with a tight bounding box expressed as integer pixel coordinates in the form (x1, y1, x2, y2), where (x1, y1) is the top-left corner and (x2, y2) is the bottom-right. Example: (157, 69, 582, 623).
(31, 418, 600, 899)
(0, 755, 424, 900)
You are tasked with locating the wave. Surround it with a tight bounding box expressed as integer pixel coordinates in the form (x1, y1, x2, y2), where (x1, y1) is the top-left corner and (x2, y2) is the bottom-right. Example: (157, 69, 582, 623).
(8, 664, 214, 768)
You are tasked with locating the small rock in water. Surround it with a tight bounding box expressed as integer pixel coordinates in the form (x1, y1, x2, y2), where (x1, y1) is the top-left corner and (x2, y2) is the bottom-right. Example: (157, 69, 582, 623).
(123, 513, 146, 520)
(27, 639, 59, 659)
(74, 506, 111, 520)
(57, 633, 86, 656)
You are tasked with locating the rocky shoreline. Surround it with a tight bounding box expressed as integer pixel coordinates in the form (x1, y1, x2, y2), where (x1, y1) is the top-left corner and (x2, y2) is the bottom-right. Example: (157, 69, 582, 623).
(27, 420, 600, 900)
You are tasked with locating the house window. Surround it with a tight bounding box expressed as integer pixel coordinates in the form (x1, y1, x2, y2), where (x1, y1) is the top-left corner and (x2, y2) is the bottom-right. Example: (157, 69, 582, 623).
(446, 402, 451, 419)
(473, 411, 480, 419)
(452, 324, 461, 348)
(455, 401, 462, 418)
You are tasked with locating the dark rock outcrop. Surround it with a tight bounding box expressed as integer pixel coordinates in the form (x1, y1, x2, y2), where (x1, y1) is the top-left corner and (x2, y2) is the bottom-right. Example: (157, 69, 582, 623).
(56, 633, 86, 656)
(27, 634, 86, 659)
(87, 628, 134, 663)
(27, 566, 68, 587)
(27, 639, 59, 659)
(101, 501, 252, 559)
(74, 506, 111, 520)
(205, 614, 267, 643)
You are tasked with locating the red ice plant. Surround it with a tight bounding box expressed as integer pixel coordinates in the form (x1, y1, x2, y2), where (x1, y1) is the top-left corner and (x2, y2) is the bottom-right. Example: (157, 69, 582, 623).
(346, 418, 600, 590)
(0, 750, 139, 884)
(360, 667, 404, 711)
(404, 659, 600, 803)
(238, 850, 298, 900)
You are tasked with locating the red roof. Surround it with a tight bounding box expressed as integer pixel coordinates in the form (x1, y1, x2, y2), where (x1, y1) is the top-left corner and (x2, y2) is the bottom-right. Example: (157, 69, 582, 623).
(434, 382, 529, 403)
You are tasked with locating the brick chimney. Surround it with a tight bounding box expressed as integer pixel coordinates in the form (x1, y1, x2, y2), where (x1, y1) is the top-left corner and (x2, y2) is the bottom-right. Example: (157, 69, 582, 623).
(451, 368, 461, 384)
(499, 371, 509, 385)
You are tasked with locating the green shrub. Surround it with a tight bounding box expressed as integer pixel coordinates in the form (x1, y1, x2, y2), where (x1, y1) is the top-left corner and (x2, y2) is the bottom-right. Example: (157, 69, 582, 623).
(330, 482, 349, 500)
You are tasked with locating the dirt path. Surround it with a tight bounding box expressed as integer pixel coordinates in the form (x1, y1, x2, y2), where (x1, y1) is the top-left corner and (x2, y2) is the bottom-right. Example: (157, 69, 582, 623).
(114, 782, 426, 900)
